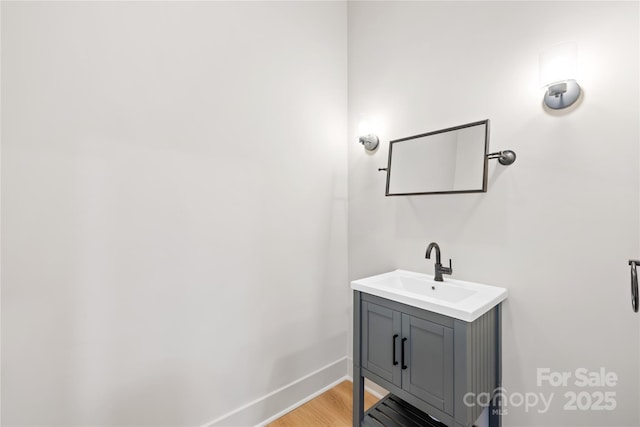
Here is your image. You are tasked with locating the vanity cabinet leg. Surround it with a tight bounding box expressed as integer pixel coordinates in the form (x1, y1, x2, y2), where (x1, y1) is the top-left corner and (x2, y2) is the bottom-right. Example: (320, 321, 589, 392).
(489, 304, 502, 427)
(353, 290, 364, 426)
(489, 400, 502, 427)
(353, 368, 364, 427)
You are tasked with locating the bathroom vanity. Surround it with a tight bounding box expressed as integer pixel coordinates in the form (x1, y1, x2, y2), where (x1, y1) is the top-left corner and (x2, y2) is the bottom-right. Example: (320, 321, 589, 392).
(352, 270, 507, 427)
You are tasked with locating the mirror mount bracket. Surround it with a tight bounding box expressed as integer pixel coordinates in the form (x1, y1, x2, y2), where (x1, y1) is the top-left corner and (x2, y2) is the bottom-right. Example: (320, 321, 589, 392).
(487, 150, 516, 166)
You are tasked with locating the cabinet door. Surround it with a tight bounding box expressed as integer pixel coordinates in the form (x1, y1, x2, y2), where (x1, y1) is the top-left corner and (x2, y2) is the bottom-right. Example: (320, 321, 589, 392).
(401, 314, 454, 415)
(361, 301, 402, 387)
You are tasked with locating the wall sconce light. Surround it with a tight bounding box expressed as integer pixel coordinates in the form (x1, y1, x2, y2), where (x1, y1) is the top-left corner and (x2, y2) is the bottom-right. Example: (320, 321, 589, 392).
(359, 134, 379, 151)
(540, 42, 581, 110)
(358, 120, 379, 151)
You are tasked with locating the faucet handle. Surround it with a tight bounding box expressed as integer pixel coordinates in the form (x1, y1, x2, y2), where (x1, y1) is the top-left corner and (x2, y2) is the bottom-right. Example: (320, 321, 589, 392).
(442, 259, 453, 275)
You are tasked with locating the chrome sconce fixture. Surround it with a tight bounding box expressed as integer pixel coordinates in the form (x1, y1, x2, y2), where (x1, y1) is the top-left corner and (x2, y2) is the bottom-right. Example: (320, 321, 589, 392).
(358, 120, 380, 151)
(359, 134, 379, 151)
(540, 42, 581, 110)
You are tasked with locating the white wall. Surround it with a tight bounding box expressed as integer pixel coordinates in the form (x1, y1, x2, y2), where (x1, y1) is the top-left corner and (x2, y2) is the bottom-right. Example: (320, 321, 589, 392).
(348, 1, 639, 427)
(4, 2, 640, 426)
(1, 2, 347, 425)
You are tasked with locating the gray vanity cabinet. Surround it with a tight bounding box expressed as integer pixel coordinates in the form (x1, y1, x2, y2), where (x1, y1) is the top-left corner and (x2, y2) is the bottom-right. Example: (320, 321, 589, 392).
(361, 301, 454, 413)
(354, 292, 501, 427)
(361, 302, 401, 386)
(401, 313, 454, 413)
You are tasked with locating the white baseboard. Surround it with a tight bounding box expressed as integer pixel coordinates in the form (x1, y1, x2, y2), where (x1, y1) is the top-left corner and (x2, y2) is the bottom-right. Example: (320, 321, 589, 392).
(255, 373, 350, 427)
(203, 357, 349, 427)
(346, 357, 388, 399)
(363, 379, 387, 399)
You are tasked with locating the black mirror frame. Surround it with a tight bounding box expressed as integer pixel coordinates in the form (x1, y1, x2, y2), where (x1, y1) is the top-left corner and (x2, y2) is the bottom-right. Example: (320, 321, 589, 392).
(384, 119, 490, 196)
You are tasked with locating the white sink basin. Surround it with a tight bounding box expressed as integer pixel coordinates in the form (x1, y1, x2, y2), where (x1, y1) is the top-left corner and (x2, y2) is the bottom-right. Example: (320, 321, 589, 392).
(351, 269, 507, 322)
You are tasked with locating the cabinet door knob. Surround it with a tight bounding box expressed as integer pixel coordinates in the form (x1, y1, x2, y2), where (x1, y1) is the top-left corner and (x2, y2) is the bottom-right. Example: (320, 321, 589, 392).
(401, 337, 408, 370)
(392, 334, 399, 366)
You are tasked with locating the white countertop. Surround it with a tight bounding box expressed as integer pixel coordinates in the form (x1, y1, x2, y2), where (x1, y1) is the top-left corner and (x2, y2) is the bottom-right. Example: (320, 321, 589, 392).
(351, 269, 508, 322)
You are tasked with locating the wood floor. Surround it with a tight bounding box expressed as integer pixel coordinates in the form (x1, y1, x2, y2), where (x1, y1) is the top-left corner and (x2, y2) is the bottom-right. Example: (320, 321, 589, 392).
(267, 380, 379, 427)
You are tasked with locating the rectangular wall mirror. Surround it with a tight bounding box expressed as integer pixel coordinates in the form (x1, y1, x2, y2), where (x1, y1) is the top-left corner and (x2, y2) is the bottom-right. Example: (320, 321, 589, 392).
(385, 120, 489, 196)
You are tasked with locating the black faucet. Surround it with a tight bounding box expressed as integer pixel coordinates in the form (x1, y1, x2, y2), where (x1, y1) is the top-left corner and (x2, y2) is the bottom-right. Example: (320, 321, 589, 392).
(425, 242, 452, 282)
